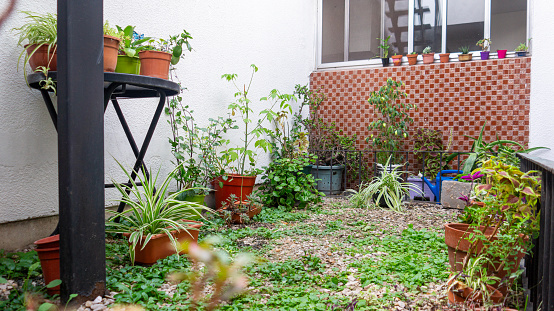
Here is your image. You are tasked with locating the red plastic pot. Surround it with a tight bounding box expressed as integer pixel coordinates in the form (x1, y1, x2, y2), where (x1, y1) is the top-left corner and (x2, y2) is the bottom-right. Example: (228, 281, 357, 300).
(34, 235, 60, 295)
(212, 174, 256, 209)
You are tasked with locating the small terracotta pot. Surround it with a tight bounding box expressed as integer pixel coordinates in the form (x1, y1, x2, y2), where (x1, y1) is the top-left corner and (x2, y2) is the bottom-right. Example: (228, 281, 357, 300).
(497, 50, 507, 59)
(34, 235, 60, 295)
(25, 44, 57, 71)
(407, 54, 418, 65)
(123, 220, 203, 265)
(391, 55, 403, 66)
(458, 54, 473, 62)
(422, 53, 435, 64)
(212, 174, 257, 209)
(439, 53, 450, 63)
(103, 35, 121, 72)
(448, 280, 503, 305)
(139, 50, 172, 79)
(219, 203, 262, 224)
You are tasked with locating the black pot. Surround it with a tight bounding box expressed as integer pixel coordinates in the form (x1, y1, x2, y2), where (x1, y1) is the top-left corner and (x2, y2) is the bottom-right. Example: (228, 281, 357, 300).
(381, 57, 390, 67)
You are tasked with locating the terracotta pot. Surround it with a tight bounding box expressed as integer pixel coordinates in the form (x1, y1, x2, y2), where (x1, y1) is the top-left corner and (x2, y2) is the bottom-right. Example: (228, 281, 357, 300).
(103, 35, 120, 72)
(123, 220, 203, 265)
(34, 235, 60, 295)
(448, 280, 503, 305)
(219, 202, 262, 224)
(25, 44, 57, 71)
(212, 174, 257, 209)
(497, 50, 507, 59)
(391, 55, 403, 66)
(139, 50, 172, 79)
(458, 54, 473, 62)
(407, 54, 418, 65)
(439, 53, 450, 63)
(422, 53, 435, 64)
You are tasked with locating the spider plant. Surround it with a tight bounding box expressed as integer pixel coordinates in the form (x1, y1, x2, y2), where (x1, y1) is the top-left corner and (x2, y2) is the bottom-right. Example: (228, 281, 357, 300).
(13, 11, 57, 80)
(348, 156, 421, 212)
(106, 161, 213, 264)
(447, 255, 502, 305)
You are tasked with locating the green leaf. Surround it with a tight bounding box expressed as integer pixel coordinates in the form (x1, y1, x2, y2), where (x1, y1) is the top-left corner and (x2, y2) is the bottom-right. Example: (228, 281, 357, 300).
(38, 303, 55, 311)
(47, 279, 62, 288)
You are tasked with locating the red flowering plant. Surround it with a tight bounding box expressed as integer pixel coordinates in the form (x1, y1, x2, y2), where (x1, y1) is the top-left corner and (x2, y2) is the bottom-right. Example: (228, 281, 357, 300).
(449, 157, 541, 305)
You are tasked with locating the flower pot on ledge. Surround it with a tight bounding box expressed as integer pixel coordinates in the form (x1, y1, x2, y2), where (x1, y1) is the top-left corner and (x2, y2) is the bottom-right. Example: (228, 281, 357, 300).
(439, 53, 450, 63)
(422, 53, 434, 64)
(407, 54, 418, 65)
(391, 55, 403, 66)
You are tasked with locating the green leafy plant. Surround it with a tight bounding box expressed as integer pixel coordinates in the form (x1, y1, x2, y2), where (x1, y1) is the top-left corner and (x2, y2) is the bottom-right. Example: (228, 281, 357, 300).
(142, 30, 193, 65)
(461, 121, 548, 174)
(219, 194, 262, 225)
(377, 35, 391, 58)
(515, 39, 531, 52)
(422, 46, 432, 54)
(409, 51, 417, 55)
(413, 128, 444, 178)
(366, 78, 415, 164)
(103, 20, 123, 39)
(459, 46, 470, 55)
(476, 38, 491, 52)
(105, 161, 213, 264)
(447, 255, 502, 305)
(259, 155, 323, 210)
(115, 25, 152, 57)
(220, 64, 295, 176)
(348, 156, 419, 212)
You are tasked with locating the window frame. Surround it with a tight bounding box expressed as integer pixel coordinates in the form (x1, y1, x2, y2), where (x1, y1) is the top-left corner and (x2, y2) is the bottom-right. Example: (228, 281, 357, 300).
(317, 0, 531, 69)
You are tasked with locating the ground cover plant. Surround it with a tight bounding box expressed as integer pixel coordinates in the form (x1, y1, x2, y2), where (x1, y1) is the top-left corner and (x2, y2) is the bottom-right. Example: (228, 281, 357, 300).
(0, 198, 529, 310)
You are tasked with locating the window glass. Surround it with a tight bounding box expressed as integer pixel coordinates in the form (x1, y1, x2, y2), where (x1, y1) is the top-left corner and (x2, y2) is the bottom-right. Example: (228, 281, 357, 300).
(349, 0, 381, 61)
(322, 0, 345, 63)
(491, 0, 527, 51)
(446, 0, 484, 53)
(413, 0, 441, 53)
(385, 0, 409, 55)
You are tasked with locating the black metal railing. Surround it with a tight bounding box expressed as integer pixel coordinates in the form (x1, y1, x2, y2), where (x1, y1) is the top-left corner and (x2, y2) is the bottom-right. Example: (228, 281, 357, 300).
(520, 153, 554, 311)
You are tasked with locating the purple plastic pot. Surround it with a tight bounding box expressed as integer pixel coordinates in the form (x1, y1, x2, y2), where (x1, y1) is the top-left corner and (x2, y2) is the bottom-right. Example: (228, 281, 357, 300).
(480, 51, 490, 60)
(497, 50, 507, 59)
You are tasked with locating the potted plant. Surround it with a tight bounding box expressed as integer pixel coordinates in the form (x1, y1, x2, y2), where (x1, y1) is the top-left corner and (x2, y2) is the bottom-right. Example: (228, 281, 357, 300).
(219, 194, 262, 224)
(439, 52, 450, 63)
(458, 46, 472, 62)
(106, 161, 213, 265)
(13, 11, 57, 85)
(515, 39, 531, 56)
(422, 46, 434, 64)
(349, 156, 420, 212)
(391, 53, 403, 66)
(214, 65, 293, 207)
(446, 158, 541, 300)
(366, 78, 415, 169)
(497, 49, 507, 59)
(377, 36, 391, 67)
(407, 51, 418, 65)
(476, 38, 491, 60)
(295, 85, 357, 195)
(115, 25, 151, 75)
(140, 30, 193, 79)
(103, 21, 123, 72)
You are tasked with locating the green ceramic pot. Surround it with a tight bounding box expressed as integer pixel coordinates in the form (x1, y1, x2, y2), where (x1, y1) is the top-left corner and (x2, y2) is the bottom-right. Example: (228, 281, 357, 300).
(115, 55, 140, 74)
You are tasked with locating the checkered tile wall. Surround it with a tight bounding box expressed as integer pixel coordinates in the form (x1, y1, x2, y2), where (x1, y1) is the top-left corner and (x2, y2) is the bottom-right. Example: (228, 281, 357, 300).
(310, 57, 531, 153)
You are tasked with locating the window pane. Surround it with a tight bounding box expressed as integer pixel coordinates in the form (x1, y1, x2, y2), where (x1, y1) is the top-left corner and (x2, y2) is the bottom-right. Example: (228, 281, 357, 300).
(322, 0, 345, 63)
(413, 0, 442, 53)
(446, 0, 484, 53)
(491, 0, 527, 51)
(349, 0, 381, 61)
(385, 0, 409, 55)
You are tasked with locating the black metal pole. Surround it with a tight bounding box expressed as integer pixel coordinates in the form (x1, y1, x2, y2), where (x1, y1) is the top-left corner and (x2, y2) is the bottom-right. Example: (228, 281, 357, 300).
(57, 0, 106, 303)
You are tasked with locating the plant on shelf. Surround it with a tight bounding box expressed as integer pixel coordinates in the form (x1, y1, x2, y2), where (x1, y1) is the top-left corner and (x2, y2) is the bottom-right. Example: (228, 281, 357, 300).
(259, 155, 322, 210)
(219, 194, 262, 225)
(138, 30, 193, 79)
(407, 51, 418, 65)
(114, 25, 151, 74)
(103, 21, 124, 72)
(422, 46, 434, 64)
(13, 11, 57, 87)
(515, 38, 531, 56)
(447, 158, 541, 305)
(105, 161, 213, 265)
(349, 156, 419, 212)
(413, 128, 445, 178)
(165, 94, 236, 202)
(476, 38, 491, 60)
(391, 52, 403, 66)
(366, 78, 415, 165)
(377, 35, 391, 67)
(458, 46, 472, 62)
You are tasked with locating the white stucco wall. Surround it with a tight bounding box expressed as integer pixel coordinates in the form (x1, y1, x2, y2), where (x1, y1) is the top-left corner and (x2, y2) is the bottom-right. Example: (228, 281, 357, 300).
(529, 0, 554, 161)
(0, 0, 317, 224)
